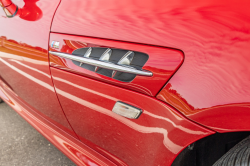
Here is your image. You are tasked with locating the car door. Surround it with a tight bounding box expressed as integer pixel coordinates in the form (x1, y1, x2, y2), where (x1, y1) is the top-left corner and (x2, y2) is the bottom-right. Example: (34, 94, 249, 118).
(0, 0, 75, 136)
(48, 0, 214, 166)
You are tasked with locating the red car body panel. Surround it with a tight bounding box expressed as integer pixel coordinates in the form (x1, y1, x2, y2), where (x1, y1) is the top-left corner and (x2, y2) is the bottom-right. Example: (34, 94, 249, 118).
(0, 79, 116, 166)
(50, 67, 213, 166)
(49, 33, 184, 96)
(0, 0, 76, 137)
(52, 0, 250, 132)
(0, 0, 250, 165)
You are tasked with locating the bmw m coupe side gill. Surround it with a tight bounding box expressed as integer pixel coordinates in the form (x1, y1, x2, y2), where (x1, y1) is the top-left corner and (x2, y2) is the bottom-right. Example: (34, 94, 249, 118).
(1, 0, 250, 165)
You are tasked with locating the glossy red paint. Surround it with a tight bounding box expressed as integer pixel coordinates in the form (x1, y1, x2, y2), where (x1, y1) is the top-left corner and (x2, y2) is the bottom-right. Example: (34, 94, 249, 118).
(1, 0, 249, 165)
(50, 67, 214, 166)
(0, 79, 116, 166)
(157, 86, 250, 132)
(52, 0, 250, 132)
(49, 33, 183, 96)
(0, 0, 76, 136)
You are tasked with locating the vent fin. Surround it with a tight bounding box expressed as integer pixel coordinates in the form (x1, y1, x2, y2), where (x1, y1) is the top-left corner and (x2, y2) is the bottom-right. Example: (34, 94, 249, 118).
(84, 47, 92, 58)
(80, 47, 92, 66)
(95, 48, 112, 72)
(118, 51, 134, 66)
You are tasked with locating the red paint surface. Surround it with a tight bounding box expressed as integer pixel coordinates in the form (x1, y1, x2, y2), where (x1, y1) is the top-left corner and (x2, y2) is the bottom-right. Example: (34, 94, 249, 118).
(50, 67, 214, 166)
(0, 79, 116, 166)
(52, 0, 250, 132)
(0, 0, 249, 165)
(0, 0, 75, 135)
(49, 33, 183, 96)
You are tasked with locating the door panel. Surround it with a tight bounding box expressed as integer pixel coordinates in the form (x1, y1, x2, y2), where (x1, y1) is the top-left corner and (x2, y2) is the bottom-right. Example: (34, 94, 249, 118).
(51, 0, 250, 135)
(50, 67, 213, 166)
(0, 0, 75, 135)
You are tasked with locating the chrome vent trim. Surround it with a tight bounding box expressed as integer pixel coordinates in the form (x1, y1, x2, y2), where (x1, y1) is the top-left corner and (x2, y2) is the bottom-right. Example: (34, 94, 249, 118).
(49, 51, 153, 77)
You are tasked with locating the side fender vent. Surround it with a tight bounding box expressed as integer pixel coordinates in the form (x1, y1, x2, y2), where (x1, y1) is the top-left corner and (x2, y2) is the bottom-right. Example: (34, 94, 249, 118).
(71, 47, 149, 82)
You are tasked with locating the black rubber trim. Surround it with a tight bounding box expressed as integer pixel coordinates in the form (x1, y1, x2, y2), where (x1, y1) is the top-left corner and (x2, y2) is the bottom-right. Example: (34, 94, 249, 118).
(213, 135, 250, 166)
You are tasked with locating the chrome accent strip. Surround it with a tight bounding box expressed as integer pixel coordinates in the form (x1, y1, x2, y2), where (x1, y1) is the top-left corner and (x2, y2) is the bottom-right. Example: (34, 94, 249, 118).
(49, 51, 153, 76)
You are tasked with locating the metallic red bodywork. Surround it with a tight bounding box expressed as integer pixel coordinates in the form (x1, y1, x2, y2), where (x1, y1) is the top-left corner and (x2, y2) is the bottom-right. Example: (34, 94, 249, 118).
(0, 0, 250, 165)
(50, 67, 213, 166)
(0, 79, 116, 166)
(0, 0, 76, 137)
(49, 33, 184, 96)
(52, 0, 250, 132)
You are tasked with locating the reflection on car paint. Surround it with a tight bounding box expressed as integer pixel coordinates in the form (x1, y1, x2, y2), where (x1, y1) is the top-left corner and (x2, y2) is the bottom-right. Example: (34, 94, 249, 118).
(0, 56, 213, 165)
(0, 81, 116, 166)
(0, 57, 183, 151)
(0, 0, 75, 136)
(9, 58, 207, 136)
